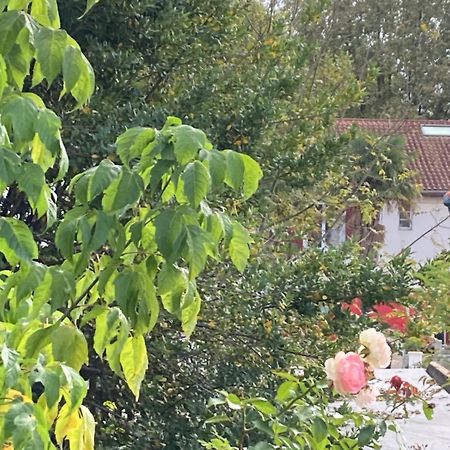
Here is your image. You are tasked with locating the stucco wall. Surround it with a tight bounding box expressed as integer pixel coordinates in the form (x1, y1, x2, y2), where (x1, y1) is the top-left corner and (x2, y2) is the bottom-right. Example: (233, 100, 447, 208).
(379, 196, 450, 263)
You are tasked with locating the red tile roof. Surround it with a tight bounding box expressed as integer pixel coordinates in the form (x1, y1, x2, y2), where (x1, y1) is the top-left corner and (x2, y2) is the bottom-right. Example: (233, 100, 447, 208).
(335, 118, 450, 193)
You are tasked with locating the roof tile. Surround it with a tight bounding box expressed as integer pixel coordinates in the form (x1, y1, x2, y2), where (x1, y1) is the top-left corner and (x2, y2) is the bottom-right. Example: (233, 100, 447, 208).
(336, 118, 450, 192)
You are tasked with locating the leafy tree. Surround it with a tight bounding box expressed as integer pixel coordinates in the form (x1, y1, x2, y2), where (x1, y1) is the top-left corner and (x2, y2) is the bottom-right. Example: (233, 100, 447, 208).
(315, 0, 450, 117)
(0, 1, 261, 448)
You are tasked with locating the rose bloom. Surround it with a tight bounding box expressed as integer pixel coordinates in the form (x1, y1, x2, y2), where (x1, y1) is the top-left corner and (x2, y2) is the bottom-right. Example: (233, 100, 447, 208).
(325, 352, 367, 395)
(359, 328, 392, 369)
(355, 386, 380, 407)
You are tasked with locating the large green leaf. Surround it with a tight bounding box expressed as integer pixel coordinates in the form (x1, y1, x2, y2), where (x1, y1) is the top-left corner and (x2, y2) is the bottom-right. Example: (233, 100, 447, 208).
(0, 93, 38, 143)
(87, 159, 121, 201)
(52, 325, 88, 371)
(185, 224, 215, 278)
(181, 161, 211, 208)
(34, 27, 66, 85)
(241, 154, 263, 199)
(48, 266, 76, 311)
(17, 162, 52, 217)
(30, 0, 60, 28)
(154, 209, 187, 260)
(62, 45, 95, 107)
(224, 150, 245, 191)
(15, 261, 47, 300)
(120, 334, 148, 400)
(229, 221, 252, 272)
(55, 207, 87, 261)
(157, 263, 187, 315)
(102, 168, 144, 213)
(205, 149, 226, 187)
(34, 109, 62, 155)
(169, 125, 211, 165)
(0, 146, 20, 189)
(181, 290, 201, 337)
(116, 127, 156, 166)
(0, 217, 37, 264)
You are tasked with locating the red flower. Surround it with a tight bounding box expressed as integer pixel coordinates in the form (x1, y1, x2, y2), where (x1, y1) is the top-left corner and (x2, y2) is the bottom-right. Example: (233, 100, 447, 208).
(341, 297, 363, 317)
(369, 302, 414, 333)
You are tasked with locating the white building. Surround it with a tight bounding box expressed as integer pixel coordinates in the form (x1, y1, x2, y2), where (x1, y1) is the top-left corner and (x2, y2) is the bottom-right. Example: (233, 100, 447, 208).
(337, 119, 450, 264)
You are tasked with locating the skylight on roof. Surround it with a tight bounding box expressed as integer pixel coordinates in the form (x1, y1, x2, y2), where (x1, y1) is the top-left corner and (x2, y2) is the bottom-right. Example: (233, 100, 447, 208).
(422, 125, 450, 136)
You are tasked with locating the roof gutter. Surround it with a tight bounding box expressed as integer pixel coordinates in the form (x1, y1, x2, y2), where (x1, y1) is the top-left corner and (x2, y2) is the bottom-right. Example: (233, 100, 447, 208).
(422, 190, 447, 197)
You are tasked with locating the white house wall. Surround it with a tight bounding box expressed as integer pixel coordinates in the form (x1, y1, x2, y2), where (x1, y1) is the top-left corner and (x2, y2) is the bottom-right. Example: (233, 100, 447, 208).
(379, 196, 450, 263)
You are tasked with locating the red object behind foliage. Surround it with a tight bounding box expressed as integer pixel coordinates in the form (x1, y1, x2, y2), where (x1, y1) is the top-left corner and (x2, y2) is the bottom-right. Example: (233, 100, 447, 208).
(369, 303, 414, 333)
(341, 298, 413, 333)
(341, 297, 363, 317)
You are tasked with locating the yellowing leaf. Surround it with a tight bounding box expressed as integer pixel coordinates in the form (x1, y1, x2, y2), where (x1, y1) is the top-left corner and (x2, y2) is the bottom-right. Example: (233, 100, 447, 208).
(55, 404, 83, 446)
(120, 335, 148, 400)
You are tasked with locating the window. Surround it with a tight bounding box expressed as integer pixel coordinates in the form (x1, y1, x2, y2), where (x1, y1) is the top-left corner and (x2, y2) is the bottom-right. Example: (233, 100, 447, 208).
(399, 203, 412, 229)
(421, 125, 450, 136)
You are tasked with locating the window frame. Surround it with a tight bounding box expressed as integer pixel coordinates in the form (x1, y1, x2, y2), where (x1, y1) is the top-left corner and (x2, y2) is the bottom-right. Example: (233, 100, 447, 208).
(398, 202, 413, 230)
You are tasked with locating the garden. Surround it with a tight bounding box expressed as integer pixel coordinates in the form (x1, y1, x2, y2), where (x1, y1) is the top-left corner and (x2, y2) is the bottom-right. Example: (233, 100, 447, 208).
(0, 0, 449, 449)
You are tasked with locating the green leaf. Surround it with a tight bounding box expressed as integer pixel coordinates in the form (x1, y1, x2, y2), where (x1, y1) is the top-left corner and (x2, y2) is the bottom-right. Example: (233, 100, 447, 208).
(102, 168, 144, 213)
(181, 161, 211, 208)
(62, 45, 95, 107)
(120, 334, 148, 400)
(34, 108, 63, 155)
(311, 417, 328, 442)
(34, 28, 66, 85)
(60, 365, 88, 412)
(241, 154, 262, 199)
(30, 0, 60, 27)
(38, 368, 61, 408)
(155, 209, 187, 260)
(0, 146, 21, 188)
(276, 380, 297, 402)
(422, 401, 434, 421)
(206, 149, 226, 187)
(247, 398, 277, 415)
(87, 159, 121, 201)
(229, 222, 252, 272)
(0, 54, 7, 98)
(357, 424, 376, 446)
(81, 0, 100, 17)
(157, 263, 187, 315)
(17, 162, 52, 217)
(181, 289, 201, 337)
(52, 325, 88, 371)
(55, 219, 78, 261)
(224, 150, 244, 190)
(0, 93, 38, 143)
(148, 159, 173, 194)
(25, 324, 57, 358)
(89, 211, 114, 251)
(204, 415, 231, 424)
(48, 267, 75, 311)
(15, 261, 47, 300)
(116, 127, 156, 166)
(185, 225, 214, 278)
(170, 124, 211, 165)
(0, 217, 37, 264)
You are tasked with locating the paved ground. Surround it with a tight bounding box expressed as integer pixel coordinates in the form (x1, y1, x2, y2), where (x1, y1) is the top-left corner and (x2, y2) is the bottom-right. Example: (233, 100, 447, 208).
(370, 369, 450, 449)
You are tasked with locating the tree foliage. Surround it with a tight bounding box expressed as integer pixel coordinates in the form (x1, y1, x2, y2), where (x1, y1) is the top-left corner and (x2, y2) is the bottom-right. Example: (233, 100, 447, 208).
(0, 1, 262, 448)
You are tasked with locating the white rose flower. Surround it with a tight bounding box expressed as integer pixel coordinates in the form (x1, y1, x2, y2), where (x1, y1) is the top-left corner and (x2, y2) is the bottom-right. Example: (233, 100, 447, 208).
(355, 386, 380, 407)
(359, 328, 391, 368)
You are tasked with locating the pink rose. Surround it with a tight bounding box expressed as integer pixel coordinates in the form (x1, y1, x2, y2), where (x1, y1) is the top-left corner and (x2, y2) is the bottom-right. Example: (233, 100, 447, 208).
(325, 352, 367, 394)
(355, 386, 380, 407)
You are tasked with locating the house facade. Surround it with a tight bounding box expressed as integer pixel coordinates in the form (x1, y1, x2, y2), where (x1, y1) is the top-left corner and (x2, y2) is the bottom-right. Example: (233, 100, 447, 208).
(337, 119, 450, 264)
